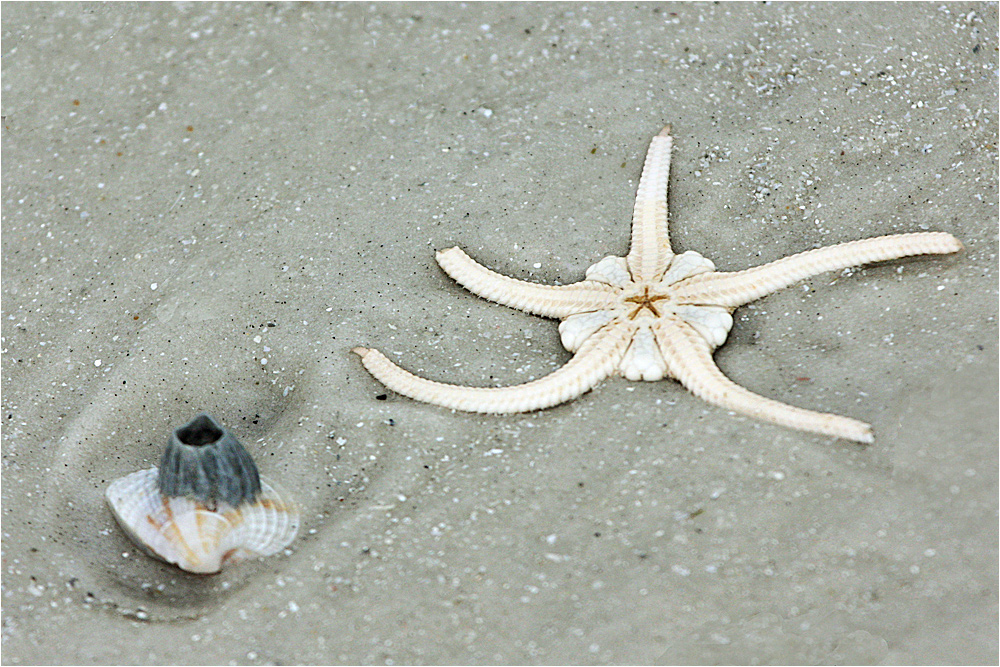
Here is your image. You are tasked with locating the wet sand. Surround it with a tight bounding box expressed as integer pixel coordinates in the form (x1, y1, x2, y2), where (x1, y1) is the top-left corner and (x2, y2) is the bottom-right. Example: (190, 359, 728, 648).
(2, 3, 997, 664)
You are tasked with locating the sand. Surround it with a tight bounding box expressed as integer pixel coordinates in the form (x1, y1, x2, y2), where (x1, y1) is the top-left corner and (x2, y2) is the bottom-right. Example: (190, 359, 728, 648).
(2, 2, 997, 664)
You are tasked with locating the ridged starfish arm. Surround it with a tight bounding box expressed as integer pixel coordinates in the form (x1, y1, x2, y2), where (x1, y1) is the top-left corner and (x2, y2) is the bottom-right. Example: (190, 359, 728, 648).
(654, 316, 874, 443)
(435, 246, 619, 318)
(352, 320, 636, 414)
(626, 125, 675, 281)
(672, 232, 962, 308)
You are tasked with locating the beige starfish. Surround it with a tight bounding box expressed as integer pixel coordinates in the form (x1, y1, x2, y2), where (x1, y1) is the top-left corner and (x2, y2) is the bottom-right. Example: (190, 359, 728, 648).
(353, 126, 962, 443)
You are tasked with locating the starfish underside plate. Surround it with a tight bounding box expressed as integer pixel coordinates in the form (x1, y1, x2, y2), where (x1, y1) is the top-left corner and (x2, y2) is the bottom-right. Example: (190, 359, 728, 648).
(354, 126, 962, 443)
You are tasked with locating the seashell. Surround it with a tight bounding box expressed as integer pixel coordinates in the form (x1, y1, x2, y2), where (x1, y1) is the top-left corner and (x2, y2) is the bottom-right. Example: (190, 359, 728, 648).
(105, 414, 299, 574)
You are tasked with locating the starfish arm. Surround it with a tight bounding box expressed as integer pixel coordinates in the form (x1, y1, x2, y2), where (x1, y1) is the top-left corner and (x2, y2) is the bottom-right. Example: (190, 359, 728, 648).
(626, 125, 675, 281)
(653, 316, 874, 443)
(672, 232, 962, 308)
(436, 246, 618, 318)
(352, 320, 635, 414)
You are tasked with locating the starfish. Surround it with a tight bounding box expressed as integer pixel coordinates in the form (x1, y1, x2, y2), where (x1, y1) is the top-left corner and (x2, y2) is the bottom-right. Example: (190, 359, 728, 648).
(353, 126, 962, 443)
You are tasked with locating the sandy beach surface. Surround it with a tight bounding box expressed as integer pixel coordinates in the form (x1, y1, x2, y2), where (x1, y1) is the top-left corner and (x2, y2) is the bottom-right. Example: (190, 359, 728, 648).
(2, 2, 997, 664)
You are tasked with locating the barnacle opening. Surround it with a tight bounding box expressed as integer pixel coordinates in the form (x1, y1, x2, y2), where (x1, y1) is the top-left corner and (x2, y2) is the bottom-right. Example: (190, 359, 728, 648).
(175, 414, 224, 447)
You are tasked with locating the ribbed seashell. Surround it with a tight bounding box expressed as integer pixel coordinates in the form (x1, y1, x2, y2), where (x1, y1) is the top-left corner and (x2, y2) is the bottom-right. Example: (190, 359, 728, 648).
(106, 467, 299, 574)
(105, 414, 299, 574)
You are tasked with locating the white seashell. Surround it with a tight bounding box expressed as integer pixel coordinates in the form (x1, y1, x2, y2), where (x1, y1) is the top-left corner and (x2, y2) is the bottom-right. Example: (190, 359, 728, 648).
(106, 467, 300, 574)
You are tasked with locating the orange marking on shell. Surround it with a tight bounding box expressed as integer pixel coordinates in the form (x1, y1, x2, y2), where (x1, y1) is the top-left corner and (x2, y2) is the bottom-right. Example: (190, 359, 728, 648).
(222, 509, 244, 526)
(195, 508, 209, 533)
(160, 495, 199, 565)
(258, 497, 281, 511)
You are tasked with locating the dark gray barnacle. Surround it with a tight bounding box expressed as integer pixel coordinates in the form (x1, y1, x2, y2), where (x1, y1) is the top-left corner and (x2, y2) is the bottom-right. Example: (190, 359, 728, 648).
(157, 413, 262, 507)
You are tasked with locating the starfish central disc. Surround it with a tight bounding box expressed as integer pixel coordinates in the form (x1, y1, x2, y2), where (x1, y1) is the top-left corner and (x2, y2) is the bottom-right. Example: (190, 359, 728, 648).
(624, 287, 669, 319)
